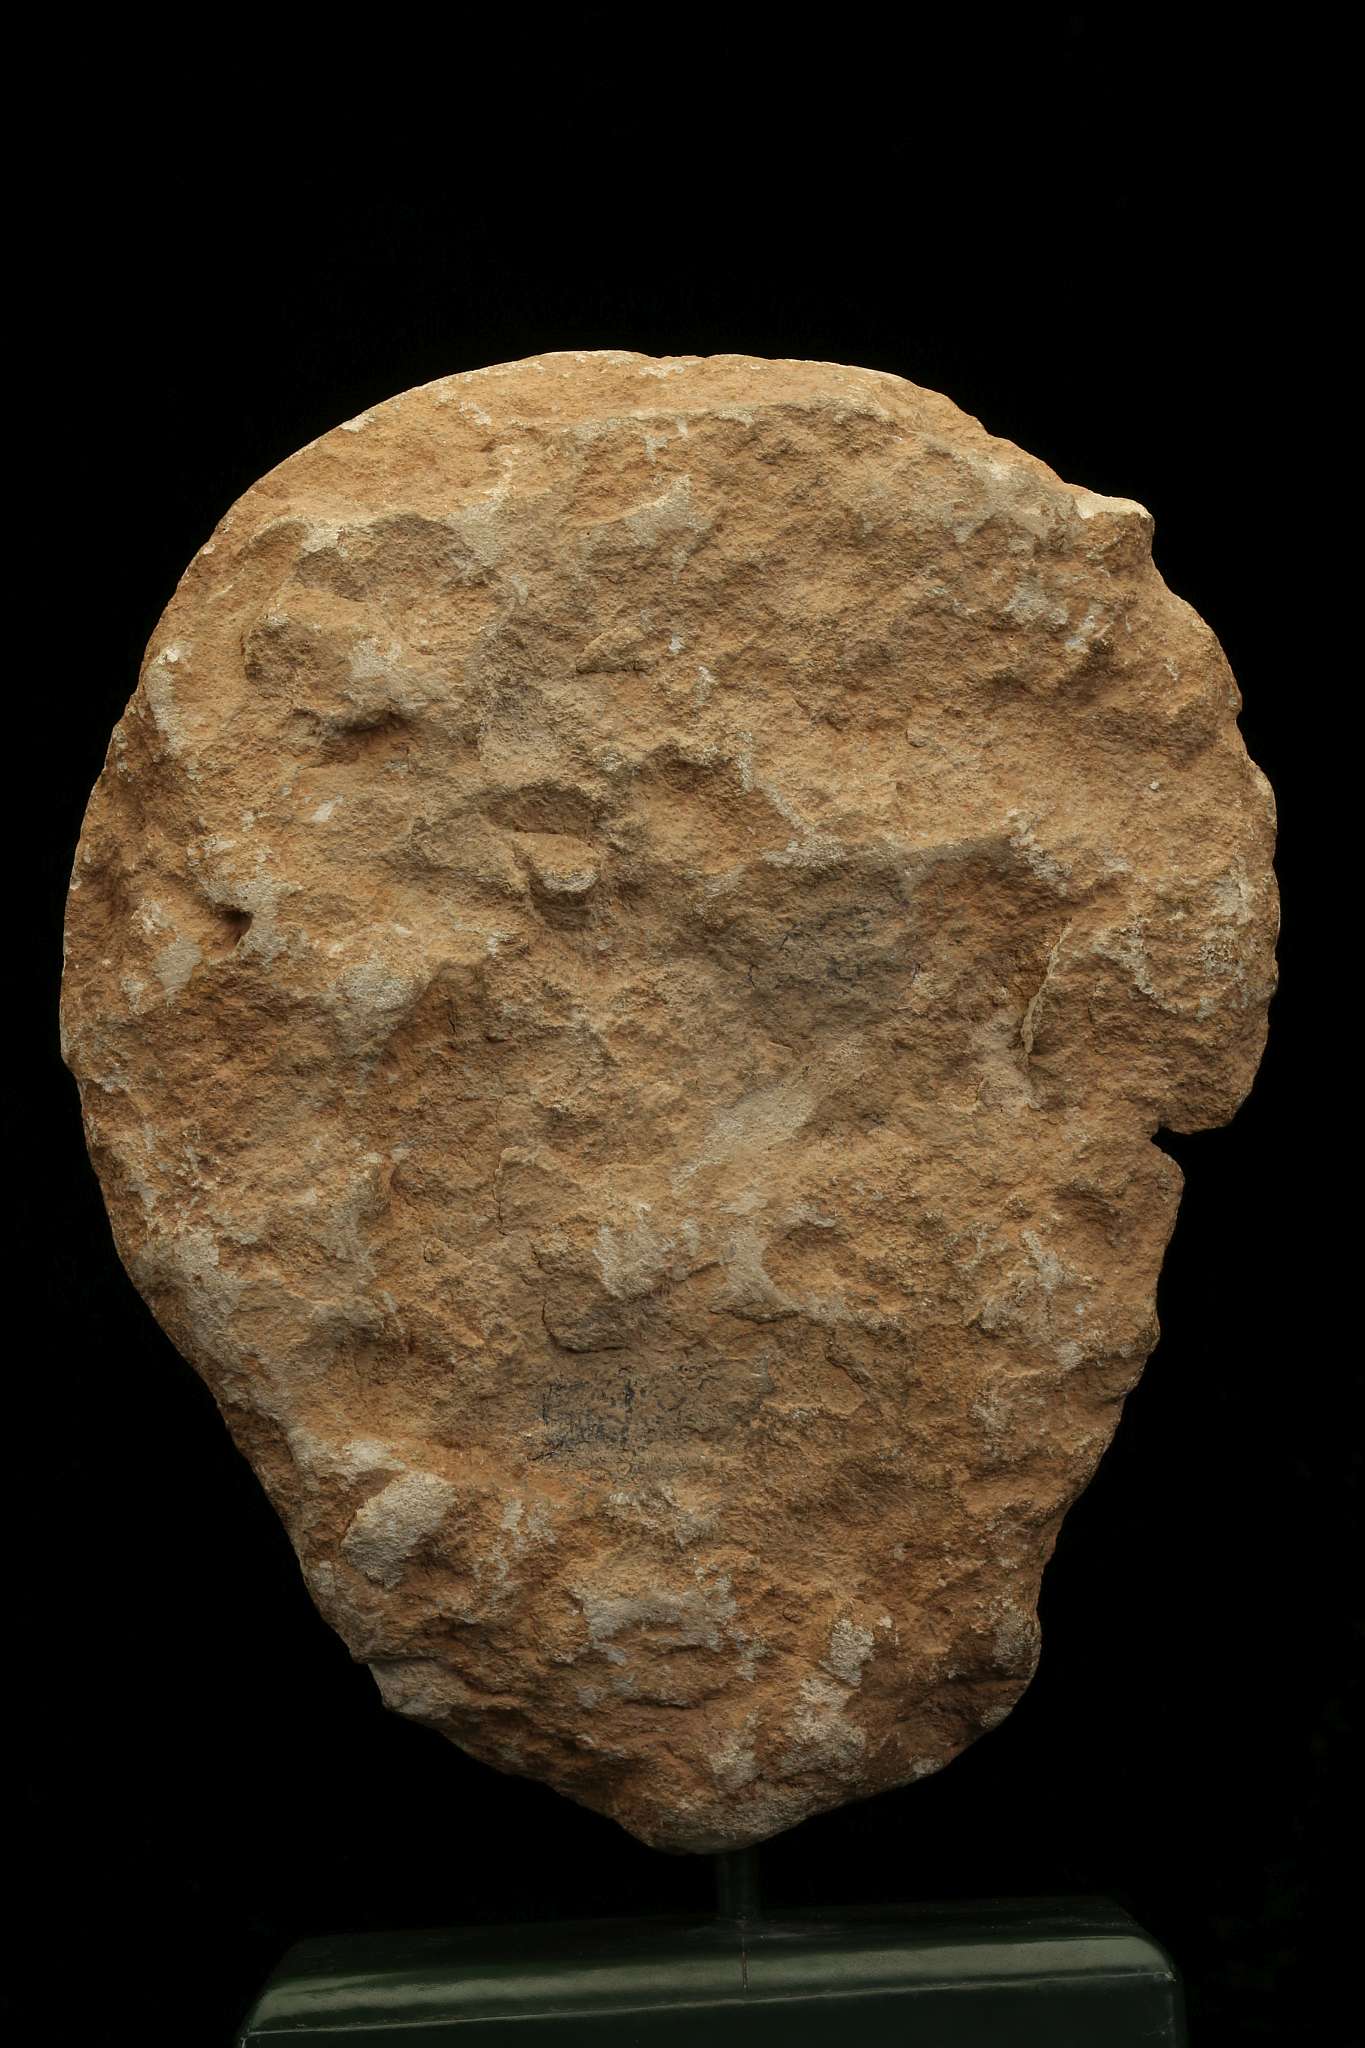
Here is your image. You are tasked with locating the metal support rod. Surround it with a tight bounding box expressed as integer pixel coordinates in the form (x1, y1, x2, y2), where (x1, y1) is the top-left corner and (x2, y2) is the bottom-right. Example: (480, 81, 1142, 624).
(713, 1846, 762, 1926)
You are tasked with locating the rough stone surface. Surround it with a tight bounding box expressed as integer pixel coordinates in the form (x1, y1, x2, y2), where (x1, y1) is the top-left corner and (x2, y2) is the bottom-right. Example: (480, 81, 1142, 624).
(61, 351, 1277, 1851)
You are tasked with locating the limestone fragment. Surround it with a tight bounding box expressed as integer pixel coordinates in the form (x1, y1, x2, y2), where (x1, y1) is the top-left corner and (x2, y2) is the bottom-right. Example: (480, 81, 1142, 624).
(61, 351, 1278, 1851)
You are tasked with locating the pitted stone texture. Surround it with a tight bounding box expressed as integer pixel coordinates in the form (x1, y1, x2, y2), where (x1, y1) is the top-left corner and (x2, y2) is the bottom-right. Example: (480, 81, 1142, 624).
(61, 352, 1277, 1851)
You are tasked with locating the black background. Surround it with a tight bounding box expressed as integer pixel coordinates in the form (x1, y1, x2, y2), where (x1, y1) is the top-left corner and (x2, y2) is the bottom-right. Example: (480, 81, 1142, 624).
(16, 19, 1352, 2047)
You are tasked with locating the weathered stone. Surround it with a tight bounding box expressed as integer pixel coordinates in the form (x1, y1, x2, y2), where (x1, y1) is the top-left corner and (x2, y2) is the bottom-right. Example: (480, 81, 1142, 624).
(61, 351, 1277, 1851)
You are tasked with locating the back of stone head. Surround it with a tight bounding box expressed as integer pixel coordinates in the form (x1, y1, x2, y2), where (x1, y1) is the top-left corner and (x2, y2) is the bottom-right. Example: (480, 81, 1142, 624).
(60, 351, 1277, 1852)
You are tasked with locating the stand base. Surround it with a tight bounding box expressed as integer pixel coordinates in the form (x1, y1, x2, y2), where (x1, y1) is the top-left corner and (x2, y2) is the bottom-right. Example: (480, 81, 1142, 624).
(237, 1897, 1185, 2044)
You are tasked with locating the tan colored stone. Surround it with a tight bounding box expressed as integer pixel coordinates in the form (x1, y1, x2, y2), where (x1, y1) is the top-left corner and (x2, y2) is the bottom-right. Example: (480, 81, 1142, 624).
(61, 351, 1277, 1851)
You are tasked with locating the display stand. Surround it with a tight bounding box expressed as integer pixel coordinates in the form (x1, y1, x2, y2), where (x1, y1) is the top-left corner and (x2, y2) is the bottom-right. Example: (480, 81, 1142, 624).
(237, 1849, 1186, 2044)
